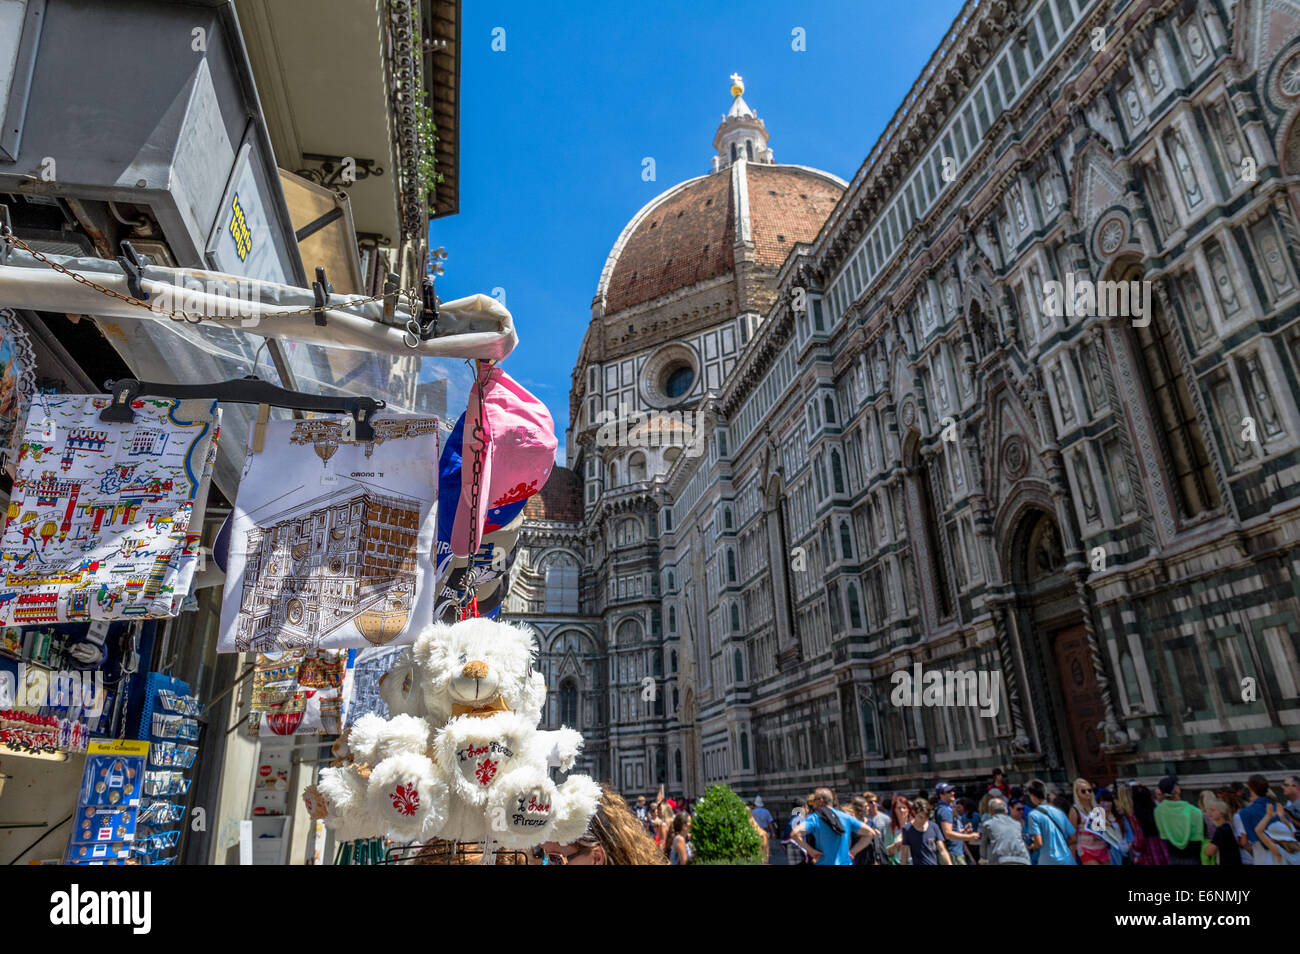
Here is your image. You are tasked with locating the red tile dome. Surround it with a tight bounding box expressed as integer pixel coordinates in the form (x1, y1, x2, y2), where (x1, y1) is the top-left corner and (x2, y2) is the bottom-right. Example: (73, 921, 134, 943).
(597, 163, 844, 315)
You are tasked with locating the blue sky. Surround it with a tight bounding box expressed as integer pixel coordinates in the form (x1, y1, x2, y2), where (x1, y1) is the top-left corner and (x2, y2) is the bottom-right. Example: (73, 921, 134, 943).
(428, 0, 966, 460)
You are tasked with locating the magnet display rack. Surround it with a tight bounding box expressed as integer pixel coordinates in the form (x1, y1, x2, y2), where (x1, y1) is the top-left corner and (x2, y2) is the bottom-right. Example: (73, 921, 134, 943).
(133, 673, 200, 865)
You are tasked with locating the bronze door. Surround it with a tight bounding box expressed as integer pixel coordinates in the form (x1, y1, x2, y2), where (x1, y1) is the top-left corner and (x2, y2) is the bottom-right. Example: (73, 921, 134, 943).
(1052, 624, 1112, 782)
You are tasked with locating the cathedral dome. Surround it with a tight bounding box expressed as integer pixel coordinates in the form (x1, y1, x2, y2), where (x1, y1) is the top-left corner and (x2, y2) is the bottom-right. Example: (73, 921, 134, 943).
(595, 78, 845, 316)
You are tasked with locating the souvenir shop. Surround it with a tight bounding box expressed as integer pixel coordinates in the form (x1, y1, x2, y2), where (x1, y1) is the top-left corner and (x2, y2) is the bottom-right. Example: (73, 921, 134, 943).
(0, 258, 573, 864)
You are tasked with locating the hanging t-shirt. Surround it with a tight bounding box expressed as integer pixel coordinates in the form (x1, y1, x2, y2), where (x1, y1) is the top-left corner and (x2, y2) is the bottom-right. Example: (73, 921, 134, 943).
(0, 393, 218, 623)
(218, 414, 439, 651)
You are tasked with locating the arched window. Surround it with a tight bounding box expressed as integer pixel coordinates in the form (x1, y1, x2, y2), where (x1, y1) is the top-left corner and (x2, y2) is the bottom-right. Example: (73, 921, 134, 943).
(824, 395, 836, 423)
(674, 748, 683, 782)
(670, 650, 678, 672)
(607, 460, 618, 487)
(746, 139, 754, 160)
(668, 606, 676, 632)
(726, 549, 737, 582)
(730, 603, 741, 631)
(617, 618, 642, 646)
(740, 731, 750, 770)
(734, 648, 744, 682)
(840, 521, 853, 559)
(653, 651, 663, 677)
(616, 517, 643, 547)
(667, 571, 675, 591)
(847, 584, 863, 629)
(1129, 267, 1219, 518)
(628, 451, 647, 483)
(831, 450, 845, 494)
(724, 507, 733, 530)
(543, 554, 579, 614)
(730, 142, 738, 161)
(655, 749, 666, 783)
(559, 679, 579, 726)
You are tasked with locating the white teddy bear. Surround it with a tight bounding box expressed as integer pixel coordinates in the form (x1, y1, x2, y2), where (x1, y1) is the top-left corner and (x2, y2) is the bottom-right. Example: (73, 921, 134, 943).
(310, 618, 599, 852)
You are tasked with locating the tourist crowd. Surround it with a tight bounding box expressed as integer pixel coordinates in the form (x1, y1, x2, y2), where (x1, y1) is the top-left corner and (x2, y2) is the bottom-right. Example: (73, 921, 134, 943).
(618, 770, 1300, 865)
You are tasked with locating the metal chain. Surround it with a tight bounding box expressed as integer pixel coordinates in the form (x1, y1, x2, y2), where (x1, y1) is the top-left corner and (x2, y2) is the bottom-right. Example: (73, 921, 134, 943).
(460, 358, 491, 618)
(1, 226, 421, 326)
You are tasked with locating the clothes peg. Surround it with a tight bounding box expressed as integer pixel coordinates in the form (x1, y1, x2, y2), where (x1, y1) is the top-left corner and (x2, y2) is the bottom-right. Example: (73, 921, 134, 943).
(116, 241, 153, 301)
(311, 267, 333, 326)
(382, 271, 400, 321)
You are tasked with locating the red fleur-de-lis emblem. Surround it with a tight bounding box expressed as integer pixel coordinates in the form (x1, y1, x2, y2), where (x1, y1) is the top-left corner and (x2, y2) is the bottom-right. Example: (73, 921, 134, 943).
(475, 757, 498, 785)
(491, 480, 539, 508)
(390, 783, 419, 816)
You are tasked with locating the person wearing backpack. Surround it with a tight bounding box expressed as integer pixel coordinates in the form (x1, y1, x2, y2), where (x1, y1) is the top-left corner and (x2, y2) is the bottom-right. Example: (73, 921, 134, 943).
(789, 788, 877, 865)
(1024, 779, 1077, 865)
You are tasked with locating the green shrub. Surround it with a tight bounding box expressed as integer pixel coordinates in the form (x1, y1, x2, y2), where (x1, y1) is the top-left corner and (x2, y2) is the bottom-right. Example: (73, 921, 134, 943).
(689, 784, 764, 865)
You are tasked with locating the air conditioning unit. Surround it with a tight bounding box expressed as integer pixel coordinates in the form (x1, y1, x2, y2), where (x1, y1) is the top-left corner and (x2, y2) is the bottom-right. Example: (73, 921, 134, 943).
(0, 0, 303, 285)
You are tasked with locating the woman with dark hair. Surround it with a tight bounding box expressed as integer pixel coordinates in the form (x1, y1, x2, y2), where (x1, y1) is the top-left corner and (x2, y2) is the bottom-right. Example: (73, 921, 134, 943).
(885, 795, 911, 864)
(668, 811, 694, 865)
(537, 784, 668, 865)
(1121, 783, 1169, 866)
(1221, 787, 1254, 866)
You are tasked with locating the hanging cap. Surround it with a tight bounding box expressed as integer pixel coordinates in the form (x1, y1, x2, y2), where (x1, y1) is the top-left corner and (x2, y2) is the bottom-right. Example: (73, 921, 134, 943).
(449, 366, 555, 557)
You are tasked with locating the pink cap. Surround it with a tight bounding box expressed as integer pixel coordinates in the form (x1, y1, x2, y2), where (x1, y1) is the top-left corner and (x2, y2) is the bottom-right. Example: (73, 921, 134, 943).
(452, 365, 556, 556)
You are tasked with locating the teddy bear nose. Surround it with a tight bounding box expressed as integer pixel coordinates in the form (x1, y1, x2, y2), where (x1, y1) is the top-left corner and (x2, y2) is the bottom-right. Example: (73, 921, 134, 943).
(461, 660, 489, 679)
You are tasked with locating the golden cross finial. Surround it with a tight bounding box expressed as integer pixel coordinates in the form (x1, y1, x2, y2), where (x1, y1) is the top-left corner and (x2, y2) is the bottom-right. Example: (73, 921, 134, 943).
(730, 73, 744, 97)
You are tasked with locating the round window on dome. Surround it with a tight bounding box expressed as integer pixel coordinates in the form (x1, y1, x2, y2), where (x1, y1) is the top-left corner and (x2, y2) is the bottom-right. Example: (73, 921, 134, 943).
(664, 365, 694, 399)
